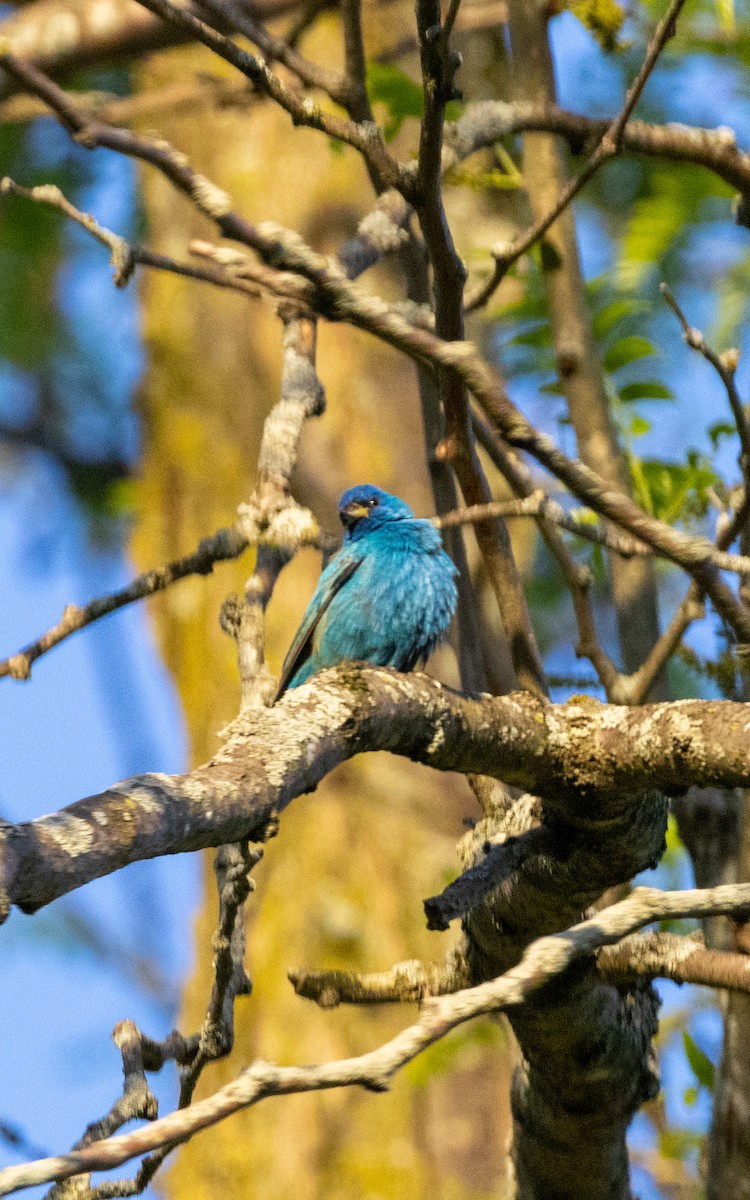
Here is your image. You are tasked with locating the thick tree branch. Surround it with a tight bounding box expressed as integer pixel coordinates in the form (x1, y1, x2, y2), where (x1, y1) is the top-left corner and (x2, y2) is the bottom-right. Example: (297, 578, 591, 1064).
(4, 671, 750, 919)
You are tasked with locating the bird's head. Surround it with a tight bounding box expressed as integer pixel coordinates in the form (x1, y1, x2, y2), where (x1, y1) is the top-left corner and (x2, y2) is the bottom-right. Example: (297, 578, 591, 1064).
(338, 485, 414, 537)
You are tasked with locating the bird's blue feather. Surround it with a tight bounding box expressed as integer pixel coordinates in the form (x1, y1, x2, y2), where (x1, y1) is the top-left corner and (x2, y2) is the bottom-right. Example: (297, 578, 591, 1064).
(275, 485, 458, 699)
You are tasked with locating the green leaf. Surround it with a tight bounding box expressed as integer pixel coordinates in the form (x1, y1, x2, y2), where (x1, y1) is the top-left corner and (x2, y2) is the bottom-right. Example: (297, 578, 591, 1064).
(508, 323, 552, 348)
(683, 1086, 699, 1106)
(539, 379, 566, 395)
(618, 381, 673, 403)
(603, 336, 656, 372)
(592, 297, 648, 339)
(569, 0, 625, 50)
(630, 453, 718, 524)
(683, 1030, 715, 1092)
(628, 415, 651, 437)
(366, 62, 423, 140)
(709, 420, 736, 448)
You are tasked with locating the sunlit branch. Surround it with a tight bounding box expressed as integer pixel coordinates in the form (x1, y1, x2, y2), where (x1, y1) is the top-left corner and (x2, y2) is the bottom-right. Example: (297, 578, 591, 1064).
(4, 884, 750, 1198)
(466, 0, 689, 309)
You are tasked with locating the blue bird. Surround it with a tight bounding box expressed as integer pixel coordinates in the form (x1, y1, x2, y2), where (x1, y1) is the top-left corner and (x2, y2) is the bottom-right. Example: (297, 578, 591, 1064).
(274, 484, 458, 700)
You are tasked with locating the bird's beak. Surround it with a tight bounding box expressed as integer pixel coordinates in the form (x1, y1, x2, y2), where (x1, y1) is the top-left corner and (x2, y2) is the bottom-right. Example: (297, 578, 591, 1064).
(340, 501, 370, 528)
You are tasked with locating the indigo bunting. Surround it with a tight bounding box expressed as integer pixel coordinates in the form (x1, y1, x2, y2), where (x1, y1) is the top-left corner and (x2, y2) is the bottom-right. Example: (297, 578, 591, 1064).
(275, 484, 458, 699)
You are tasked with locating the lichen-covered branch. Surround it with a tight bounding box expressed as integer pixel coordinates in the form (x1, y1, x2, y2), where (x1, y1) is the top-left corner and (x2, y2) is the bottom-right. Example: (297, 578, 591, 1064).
(6, 49, 750, 650)
(3, 883, 750, 1198)
(598, 930, 750, 993)
(444, 102, 750, 220)
(4, 669, 750, 919)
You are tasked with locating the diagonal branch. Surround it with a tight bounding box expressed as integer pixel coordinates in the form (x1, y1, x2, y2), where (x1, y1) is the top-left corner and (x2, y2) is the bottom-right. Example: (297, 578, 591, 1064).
(467, 0, 689, 308)
(4, 883, 750, 1198)
(128, 0, 401, 188)
(5, 51, 750, 647)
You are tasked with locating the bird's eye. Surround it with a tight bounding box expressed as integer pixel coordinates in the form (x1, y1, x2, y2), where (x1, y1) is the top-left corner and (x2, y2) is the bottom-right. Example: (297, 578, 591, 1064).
(367, 497, 379, 508)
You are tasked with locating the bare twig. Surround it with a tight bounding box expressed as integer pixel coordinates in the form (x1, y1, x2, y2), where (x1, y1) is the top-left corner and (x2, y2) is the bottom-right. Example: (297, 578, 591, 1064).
(291, 946, 470, 1006)
(127, 0, 402, 189)
(0, 527, 250, 682)
(293, 929, 750, 1007)
(661, 282, 750, 473)
(470, 413, 621, 695)
(0, 177, 135, 284)
(444, 102, 750, 218)
(71, 842, 262, 1200)
(466, 0, 688, 309)
(195, 0, 345, 100)
(5, 883, 750, 1197)
(433, 493, 647, 555)
(339, 0, 372, 121)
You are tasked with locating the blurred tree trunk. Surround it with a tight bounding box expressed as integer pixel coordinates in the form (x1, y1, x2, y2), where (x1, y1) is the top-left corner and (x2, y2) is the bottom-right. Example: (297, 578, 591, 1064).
(129, 12, 518, 1196)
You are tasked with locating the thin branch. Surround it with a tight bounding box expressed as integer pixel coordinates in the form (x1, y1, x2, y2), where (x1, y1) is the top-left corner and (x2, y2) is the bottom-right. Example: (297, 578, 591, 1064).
(466, 0, 688, 309)
(72, 842, 262, 1200)
(433, 493, 649, 556)
(0, 527, 250, 682)
(128, 0, 402, 189)
(598, 929, 750, 994)
(0, 496, 329, 682)
(5, 884, 750, 1197)
(192, 0, 346, 102)
(619, 587, 705, 706)
(339, 0, 373, 121)
(415, 0, 547, 699)
(294, 930, 750, 1007)
(7, 53, 750, 647)
(0, 76, 256, 130)
(444, 102, 750, 203)
(470, 412, 621, 696)
(661, 282, 750, 474)
(291, 946, 470, 1006)
(0, 177, 135, 284)
(442, 0, 462, 44)
(225, 308, 327, 709)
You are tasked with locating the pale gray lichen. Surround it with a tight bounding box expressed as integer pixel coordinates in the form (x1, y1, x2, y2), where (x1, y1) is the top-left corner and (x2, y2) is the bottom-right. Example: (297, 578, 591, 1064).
(36, 813, 94, 856)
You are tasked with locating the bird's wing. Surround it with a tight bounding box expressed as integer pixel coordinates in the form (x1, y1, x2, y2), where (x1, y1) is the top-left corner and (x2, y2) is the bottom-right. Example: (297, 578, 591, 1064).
(273, 550, 363, 701)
